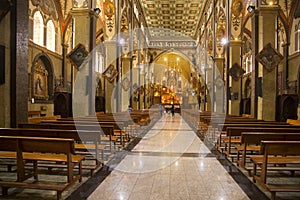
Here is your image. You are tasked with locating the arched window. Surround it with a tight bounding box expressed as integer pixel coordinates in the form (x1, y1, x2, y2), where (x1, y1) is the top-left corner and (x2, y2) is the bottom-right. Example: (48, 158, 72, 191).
(33, 11, 44, 46)
(295, 23, 300, 52)
(46, 20, 55, 52)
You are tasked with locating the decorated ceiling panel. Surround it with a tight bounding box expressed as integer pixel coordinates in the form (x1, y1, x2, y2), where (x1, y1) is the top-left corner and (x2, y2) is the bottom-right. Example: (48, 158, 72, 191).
(139, 0, 205, 39)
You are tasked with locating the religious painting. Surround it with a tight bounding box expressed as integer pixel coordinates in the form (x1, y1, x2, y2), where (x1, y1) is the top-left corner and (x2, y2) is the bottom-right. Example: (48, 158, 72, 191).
(32, 59, 48, 100)
(256, 43, 283, 72)
(103, 64, 118, 83)
(67, 43, 89, 69)
(121, 77, 130, 91)
(229, 63, 245, 81)
(231, 0, 244, 17)
(103, 1, 115, 17)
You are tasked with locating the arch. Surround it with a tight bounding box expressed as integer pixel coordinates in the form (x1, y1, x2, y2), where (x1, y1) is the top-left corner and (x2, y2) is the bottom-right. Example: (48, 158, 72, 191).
(62, 17, 72, 44)
(154, 49, 191, 66)
(95, 78, 105, 112)
(33, 10, 44, 46)
(31, 53, 54, 102)
(282, 96, 298, 121)
(46, 19, 56, 51)
(288, 0, 300, 39)
(243, 77, 251, 99)
(294, 21, 300, 52)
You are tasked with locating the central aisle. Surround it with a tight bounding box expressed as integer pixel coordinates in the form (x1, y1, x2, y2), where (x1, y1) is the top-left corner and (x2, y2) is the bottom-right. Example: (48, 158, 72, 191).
(87, 114, 249, 200)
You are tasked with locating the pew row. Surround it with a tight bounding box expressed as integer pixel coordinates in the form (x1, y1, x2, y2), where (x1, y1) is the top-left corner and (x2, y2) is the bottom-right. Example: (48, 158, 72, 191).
(250, 141, 300, 200)
(0, 128, 109, 175)
(236, 132, 300, 171)
(0, 136, 84, 200)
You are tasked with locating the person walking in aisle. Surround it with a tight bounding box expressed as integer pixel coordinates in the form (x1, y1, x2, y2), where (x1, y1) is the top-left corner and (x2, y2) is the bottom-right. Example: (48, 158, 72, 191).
(171, 104, 175, 118)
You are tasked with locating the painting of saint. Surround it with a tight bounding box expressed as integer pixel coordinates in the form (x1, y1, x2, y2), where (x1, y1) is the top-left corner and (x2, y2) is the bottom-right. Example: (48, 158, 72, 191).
(35, 75, 44, 95)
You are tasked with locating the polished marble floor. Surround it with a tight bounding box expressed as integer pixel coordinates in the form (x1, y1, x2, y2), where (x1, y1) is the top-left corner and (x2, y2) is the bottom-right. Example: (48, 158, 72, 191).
(0, 114, 275, 200)
(87, 114, 251, 200)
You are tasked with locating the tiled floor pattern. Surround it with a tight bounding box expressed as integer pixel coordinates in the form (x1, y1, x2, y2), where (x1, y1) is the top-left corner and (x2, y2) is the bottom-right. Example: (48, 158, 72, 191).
(87, 114, 250, 200)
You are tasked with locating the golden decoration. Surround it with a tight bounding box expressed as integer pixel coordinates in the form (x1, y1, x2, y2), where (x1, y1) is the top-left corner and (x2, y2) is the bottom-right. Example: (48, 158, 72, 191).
(104, 1, 115, 17)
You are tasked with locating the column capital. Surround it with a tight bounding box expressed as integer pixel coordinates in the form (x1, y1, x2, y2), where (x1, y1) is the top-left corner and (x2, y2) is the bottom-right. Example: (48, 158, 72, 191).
(229, 40, 243, 47)
(70, 7, 98, 17)
(213, 57, 225, 62)
(103, 40, 117, 46)
(122, 57, 131, 62)
(258, 5, 280, 14)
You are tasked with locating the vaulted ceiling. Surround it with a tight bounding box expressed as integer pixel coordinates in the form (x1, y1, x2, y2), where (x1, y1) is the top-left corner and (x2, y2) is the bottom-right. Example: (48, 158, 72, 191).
(139, 0, 206, 40)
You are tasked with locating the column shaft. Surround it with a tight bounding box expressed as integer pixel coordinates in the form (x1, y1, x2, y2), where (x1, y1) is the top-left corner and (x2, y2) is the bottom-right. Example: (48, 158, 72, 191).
(229, 40, 243, 115)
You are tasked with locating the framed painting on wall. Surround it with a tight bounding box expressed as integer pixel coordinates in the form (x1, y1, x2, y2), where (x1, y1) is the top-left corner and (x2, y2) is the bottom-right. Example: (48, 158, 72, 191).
(33, 69, 48, 100)
(32, 59, 49, 100)
(229, 63, 245, 81)
(67, 43, 89, 69)
(121, 77, 130, 91)
(256, 43, 283, 72)
(103, 64, 118, 83)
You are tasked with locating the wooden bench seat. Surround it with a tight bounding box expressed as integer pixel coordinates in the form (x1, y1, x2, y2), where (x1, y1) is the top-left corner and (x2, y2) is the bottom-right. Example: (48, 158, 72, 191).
(221, 126, 300, 160)
(237, 132, 300, 170)
(0, 128, 108, 175)
(18, 123, 117, 148)
(25, 121, 128, 147)
(250, 141, 300, 200)
(0, 136, 84, 200)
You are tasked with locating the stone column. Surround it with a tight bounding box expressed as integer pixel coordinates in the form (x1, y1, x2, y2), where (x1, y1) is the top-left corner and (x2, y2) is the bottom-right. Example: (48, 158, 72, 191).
(205, 68, 212, 111)
(104, 40, 117, 113)
(214, 57, 225, 113)
(229, 40, 243, 115)
(122, 57, 131, 111)
(131, 67, 139, 110)
(62, 43, 69, 87)
(71, 8, 97, 116)
(258, 6, 279, 120)
(251, 10, 259, 118)
(10, 0, 29, 127)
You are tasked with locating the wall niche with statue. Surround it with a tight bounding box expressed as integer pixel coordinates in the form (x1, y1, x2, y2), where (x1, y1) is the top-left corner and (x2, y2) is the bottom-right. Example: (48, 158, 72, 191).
(30, 54, 54, 103)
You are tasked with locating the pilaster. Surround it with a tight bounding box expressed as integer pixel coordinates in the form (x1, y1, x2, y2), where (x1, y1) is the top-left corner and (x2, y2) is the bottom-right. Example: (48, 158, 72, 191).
(229, 40, 243, 115)
(122, 57, 131, 111)
(214, 57, 225, 113)
(205, 68, 212, 111)
(104, 40, 117, 113)
(11, 0, 29, 127)
(258, 6, 280, 120)
(71, 7, 97, 116)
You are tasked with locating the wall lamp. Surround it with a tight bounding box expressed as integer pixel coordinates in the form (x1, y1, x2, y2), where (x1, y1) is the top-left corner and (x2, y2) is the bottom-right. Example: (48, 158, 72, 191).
(247, 5, 255, 13)
(93, 8, 101, 15)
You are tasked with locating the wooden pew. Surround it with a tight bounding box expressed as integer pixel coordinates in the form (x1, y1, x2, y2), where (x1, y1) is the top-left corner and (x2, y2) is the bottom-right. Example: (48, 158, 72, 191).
(216, 122, 288, 150)
(237, 132, 300, 170)
(222, 126, 300, 160)
(287, 119, 300, 125)
(39, 120, 130, 147)
(250, 141, 300, 200)
(18, 123, 118, 151)
(28, 115, 61, 124)
(0, 128, 107, 175)
(0, 136, 84, 200)
(28, 110, 41, 117)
